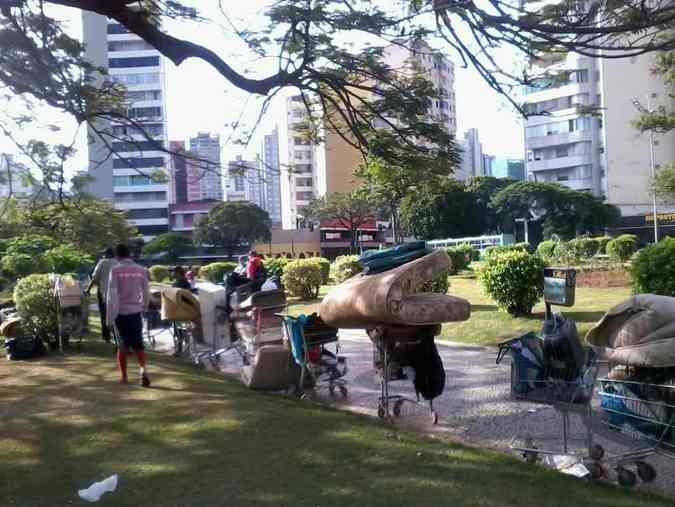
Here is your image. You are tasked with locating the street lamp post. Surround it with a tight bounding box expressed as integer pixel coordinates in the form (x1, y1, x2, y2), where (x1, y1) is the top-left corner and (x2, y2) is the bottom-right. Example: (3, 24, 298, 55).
(633, 94, 659, 243)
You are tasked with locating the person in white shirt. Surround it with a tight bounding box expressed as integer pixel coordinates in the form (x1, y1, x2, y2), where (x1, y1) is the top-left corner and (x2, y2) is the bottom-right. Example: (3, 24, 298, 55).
(86, 248, 116, 342)
(233, 255, 248, 275)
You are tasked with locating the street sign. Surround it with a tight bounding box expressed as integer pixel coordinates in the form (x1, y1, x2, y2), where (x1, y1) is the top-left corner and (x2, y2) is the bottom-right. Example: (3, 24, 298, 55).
(543, 268, 576, 307)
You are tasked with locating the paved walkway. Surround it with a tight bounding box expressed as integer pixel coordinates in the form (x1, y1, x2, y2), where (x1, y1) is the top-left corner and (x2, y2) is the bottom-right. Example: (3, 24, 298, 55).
(153, 327, 675, 497)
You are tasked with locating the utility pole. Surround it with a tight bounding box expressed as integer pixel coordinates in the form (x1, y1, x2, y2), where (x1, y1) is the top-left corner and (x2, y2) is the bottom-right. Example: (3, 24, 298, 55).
(647, 94, 659, 243)
(515, 217, 529, 244)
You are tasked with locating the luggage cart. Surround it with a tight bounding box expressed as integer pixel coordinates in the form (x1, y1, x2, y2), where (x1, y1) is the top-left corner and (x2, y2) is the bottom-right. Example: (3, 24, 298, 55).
(369, 326, 440, 425)
(597, 378, 675, 486)
(53, 275, 89, 351)
(278, 314, 347, 399)
(496, 332, 601, 464)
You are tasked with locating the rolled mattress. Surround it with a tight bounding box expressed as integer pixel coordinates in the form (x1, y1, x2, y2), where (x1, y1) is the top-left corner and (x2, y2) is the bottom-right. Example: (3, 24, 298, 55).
(319, 249, 470, 328)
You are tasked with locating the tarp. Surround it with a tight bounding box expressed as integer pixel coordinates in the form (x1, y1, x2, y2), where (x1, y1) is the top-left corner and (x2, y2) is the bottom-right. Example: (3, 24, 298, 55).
(586, 294, 675, 368)
(320, 249, 470, 329)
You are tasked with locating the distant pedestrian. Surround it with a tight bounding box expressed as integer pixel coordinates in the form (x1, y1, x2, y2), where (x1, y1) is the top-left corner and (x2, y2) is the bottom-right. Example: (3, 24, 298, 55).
(246, 250, 263, 280)
(234, 255, 248, 275)
(106, 244, 151, 387)
(172, 266, 191, 290)
(86, 247, 116, 342)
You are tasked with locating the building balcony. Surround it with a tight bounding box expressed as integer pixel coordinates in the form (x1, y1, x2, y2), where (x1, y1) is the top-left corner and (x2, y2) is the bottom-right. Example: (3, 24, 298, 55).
(127, 218, 169, 227)
(527, 154, 594, 172)
(113, 184, 168, 193)
(526, 130, 593, 150)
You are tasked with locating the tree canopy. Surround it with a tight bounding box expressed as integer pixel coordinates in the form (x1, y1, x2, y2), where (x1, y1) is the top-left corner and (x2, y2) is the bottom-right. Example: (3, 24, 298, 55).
(193, 201, 271, 257)
(142, 232, 192, 262)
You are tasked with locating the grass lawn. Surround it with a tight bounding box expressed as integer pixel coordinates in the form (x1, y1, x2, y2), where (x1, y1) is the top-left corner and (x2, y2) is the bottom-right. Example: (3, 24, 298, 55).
(1, 342, 671, 507)
(284, 271, 630, 348)
(441, 271, 631, 347)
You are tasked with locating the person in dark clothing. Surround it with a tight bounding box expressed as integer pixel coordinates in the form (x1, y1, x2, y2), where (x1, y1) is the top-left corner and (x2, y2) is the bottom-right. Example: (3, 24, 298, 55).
(172, 266, 191, 290)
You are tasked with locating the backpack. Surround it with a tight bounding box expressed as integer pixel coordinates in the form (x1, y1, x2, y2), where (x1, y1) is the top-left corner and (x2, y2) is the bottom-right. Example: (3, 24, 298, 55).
(5, 336, 46, 360)
(409, 333, 446, 401)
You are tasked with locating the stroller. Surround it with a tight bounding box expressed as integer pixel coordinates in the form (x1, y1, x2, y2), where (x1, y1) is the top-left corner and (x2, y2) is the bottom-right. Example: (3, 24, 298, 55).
(53, 275, 89, 351)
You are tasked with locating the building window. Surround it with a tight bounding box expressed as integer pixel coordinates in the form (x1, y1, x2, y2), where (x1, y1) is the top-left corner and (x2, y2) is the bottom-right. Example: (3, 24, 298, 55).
(127, 106, 162, 119)
(108, 40, 154, 52)
(107, 23, 129, 34)
(295, 191, 314, 201)
(125, 90, 161, 102)
(112, 123, 164, 137)
(113, 156, 165, 169)
(109, 56, 160, 68)
(109, 73, 160, 86)
(127, 208, 168, 219)
(555, 146, 569, 158)
(557, 175, 569, 181)
(114, 191, 167, 202)
(112, 140, 163, 153)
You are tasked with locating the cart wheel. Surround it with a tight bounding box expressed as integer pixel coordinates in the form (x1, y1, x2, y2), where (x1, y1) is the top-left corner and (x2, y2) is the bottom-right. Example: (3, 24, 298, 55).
(590, 444, 605, 461)
(393, 400, 403, 417)
(329, 385, 336, 396)
(302, 389, 316, 401)
(523, 450, 538, 465)
(587, 462, 603, 480)
(431, 411, 438, 425)
(636, 461, 657, 483)
(339, 385, 348, 398)
(377, 404, 385, 419)
(617, 467, 637, 488)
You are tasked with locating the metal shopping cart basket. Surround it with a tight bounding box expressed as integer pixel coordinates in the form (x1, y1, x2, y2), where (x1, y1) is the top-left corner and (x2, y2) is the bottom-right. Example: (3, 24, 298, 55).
(497, 330, 601, 464)
(597, 376, 675, 486)
(278, 313, 347, 400)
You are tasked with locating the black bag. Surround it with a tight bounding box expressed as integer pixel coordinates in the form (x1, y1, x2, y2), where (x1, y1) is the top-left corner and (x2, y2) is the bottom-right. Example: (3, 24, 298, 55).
(542, 314, 585, 380)
(409, 333, 446, 401)
(4, 336, 46, 360)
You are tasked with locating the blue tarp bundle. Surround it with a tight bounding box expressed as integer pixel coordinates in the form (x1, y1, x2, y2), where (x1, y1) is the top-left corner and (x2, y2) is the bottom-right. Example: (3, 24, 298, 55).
(359, 241, 430, 275)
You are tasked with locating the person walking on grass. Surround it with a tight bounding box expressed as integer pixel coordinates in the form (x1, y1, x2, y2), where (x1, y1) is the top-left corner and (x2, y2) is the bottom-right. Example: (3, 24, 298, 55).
(106, 244, 151, 387)
(86, 247, 116, 342)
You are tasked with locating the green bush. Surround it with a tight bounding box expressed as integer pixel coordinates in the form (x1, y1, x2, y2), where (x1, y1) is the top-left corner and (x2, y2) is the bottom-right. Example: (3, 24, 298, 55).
(148, 265, 171, 283)
(307, 257, 331, 285)
(595, 236, 612, 255)
(483, 243, 530, 262)
(607, 234, 639, 262)
(418, 271, 450, 294)
(446, 245, 473, 274)
(478, 250, 546, 317)
(42, 245, 94, 275)
(330, 255, 363, 283)
(263, 257, 290, 278)
(552, 239, 586, 265)
(199, 261, 237, 283)
(14, 274, 58, 343)
(579, 237, 600, 258)
(282, 259, 323, 300)
(536, 240, 557, 261)
(5, 235, 57, 257)
(631, 238, 675, 296)
(2, 253, 42, 278)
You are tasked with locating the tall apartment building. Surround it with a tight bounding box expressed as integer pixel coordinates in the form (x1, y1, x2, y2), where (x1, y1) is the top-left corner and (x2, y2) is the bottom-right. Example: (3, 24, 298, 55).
(280, 41, 457, 229)
(522, 53, 603, 195)
(226, 156, 263, 205)
(261, 127, 283, 225)
(169, 141, 188, 204)
(523, 51, 675, 236)
(82, 13, 170, 241)
(188, 133, 223, 201)
(459, 128, 484, 179)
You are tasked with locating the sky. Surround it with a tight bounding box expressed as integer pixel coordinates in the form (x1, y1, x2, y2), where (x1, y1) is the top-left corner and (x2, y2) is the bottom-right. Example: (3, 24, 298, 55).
(0, 1, 525, 178)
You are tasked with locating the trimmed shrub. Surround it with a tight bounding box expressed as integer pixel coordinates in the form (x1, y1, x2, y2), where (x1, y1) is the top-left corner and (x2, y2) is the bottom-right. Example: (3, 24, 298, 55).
(536, 240, 557, 261)
(478, 250, 546, 317)
(307, 257, 331, 285)
(553, 239, 586, 265)
(595, 236, 612, 255)
(446, 245, 472, 274)
(483, 243, 530, 262)
(264, 257, 290, 279)
(14, 274, 58, 343)
(578, 237, 600, 258)
(631, 238, 675, 296)
(42, 245, 94, 275)
(419, 271, 450, 294)
(148, 265, 171, 283)
(330, 255, 363, 284)
(607, 234, 639, 262)
(199, 261, 237, 283)
(282, 259, 323, 300)
(2, 253, 41, 278)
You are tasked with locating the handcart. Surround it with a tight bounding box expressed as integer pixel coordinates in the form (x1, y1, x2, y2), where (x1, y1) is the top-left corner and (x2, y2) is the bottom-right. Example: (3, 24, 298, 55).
(53, 275, 89, 351)
(496, 330, 601, 464)
(597, 377, 675, 486)
(278, 313, 347, 399)
(368, 325, 440, 425)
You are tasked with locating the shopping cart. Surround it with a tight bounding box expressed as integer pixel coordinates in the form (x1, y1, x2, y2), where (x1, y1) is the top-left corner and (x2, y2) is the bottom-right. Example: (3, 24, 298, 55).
(278, 313, 347, 399)
(597, 377, 675, 486)
(369, 325, 440, 425)
(496, 331, 601, 464)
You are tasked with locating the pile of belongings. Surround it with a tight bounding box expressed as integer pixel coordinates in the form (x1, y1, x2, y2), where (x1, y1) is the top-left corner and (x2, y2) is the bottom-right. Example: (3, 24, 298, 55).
(0, 300, 45, 361)
(53, 275, 89, 346)
(502, 313, 592, 404)
(587, 294, 675, 444)
(320, 242, 471, 402)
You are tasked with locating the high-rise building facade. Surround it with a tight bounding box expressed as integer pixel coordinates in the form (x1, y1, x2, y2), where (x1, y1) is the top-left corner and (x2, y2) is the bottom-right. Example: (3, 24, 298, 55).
(459, 128, 484, 179)
(82, 13, 170, 241)
(188, 133, 223, 201)
(261, 127, 283, 225)
(280, 41, 457, 229)
(522, 54, 605, 195)
(226, 156, 264, 207)
(490, 158, 526, 180)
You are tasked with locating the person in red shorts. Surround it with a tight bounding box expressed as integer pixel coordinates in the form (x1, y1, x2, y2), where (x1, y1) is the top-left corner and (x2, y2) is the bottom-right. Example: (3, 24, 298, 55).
(106, 244, 151, 387)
